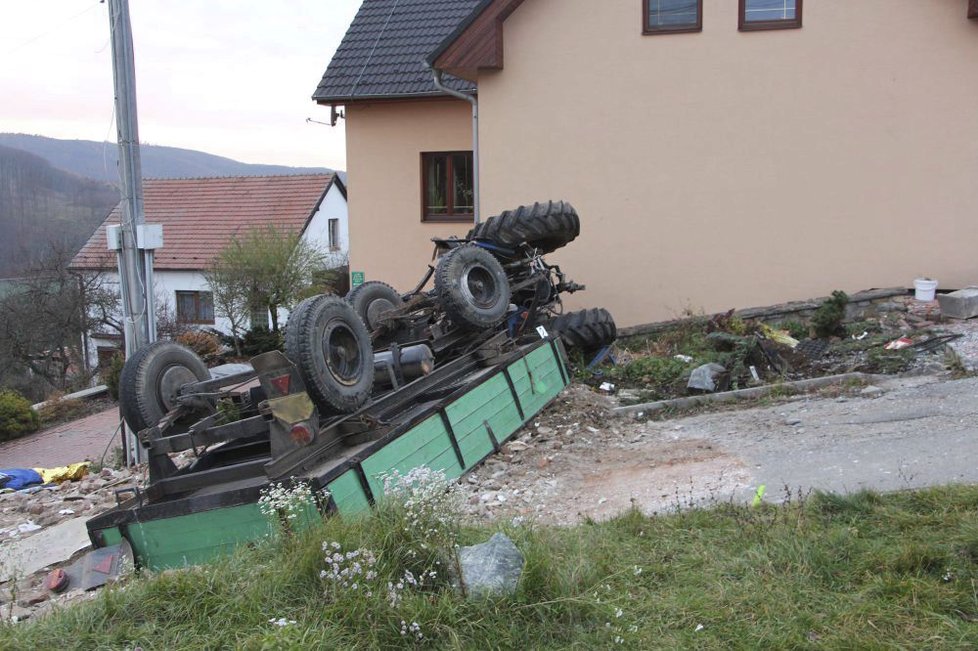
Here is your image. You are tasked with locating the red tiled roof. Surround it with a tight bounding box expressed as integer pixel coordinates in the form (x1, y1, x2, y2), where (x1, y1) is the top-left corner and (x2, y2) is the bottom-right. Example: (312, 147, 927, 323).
(71, 174, 337, 271)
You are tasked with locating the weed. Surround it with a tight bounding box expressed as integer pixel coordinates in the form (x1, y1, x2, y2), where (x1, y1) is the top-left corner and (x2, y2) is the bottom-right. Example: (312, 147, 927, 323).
(36, 394, 90, 427)
(811, 290, 849, 338)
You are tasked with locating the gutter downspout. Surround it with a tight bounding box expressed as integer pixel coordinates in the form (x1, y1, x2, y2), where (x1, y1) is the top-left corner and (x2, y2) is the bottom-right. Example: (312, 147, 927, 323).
(431, 68, 480, 224)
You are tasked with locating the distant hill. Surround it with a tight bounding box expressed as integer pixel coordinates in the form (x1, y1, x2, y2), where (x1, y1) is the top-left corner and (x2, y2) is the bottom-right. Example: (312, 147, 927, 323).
(0, 133, 332, 183)
(0, 145, 120, 277)
(0, 133, 339, 278)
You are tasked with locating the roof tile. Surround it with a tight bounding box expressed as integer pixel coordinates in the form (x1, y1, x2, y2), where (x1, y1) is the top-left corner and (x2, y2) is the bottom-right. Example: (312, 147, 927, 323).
(71, 174, 336, 271)
(313, 0, 482, 102)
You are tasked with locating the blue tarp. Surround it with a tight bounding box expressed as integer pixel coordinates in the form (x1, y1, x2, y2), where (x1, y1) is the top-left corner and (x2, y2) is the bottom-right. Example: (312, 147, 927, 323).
(0, 468, 43, 491)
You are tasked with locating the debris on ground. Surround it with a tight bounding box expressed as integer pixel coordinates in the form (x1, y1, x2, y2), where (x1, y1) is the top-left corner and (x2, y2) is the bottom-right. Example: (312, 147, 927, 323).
(0, 465, 144, 622)
(606, 292, 975, 405)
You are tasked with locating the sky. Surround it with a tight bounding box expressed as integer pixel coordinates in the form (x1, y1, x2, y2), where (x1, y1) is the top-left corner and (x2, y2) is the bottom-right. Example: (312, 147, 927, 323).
(0, 0, 364, 170)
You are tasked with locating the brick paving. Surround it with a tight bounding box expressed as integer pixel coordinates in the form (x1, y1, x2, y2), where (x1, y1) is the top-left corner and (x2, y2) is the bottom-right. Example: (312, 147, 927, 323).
(0, 407, 123, 469)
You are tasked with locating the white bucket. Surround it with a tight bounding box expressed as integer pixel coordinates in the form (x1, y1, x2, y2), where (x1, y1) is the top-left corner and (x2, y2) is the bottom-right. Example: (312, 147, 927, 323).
(913, 278, 938, 301)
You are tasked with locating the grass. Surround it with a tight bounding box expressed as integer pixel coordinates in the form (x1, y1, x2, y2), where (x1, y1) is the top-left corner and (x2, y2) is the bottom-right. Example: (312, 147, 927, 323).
(5, 485, 978, 649)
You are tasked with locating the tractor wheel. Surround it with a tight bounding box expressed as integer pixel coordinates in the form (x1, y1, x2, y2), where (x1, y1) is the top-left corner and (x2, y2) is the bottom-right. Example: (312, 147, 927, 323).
(285, 294, 374, 414)
(118, 341, 210, 434)
(467, 200, 580, 254)
(550, 308, 617, 356)
(345, 281, 403, 332)
(435, 244, 511, 330)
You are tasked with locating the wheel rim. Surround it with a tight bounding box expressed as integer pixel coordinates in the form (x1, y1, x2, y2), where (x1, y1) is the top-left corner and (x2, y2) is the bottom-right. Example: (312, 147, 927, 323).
(322, 319, 363, 386)
(364, 298, 395, 330)
(156, 364, 198, 412)
(461, 263, 498, 309)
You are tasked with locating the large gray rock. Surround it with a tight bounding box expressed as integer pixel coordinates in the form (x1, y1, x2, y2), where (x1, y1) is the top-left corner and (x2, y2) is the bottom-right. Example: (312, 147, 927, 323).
(687, 363, 728, 393)
(458, 533, 524, 598)
(937, 288, 978, 320)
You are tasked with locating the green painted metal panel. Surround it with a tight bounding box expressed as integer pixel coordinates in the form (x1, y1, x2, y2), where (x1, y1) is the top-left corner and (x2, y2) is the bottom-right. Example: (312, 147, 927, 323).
(98, 527, 124, 547)
(361, 415, 463, 498)
(328, 469, 371, 516)
(508, 346, 564, 419)
(126, 503, 273, 570)
(446, 374, 522, 469)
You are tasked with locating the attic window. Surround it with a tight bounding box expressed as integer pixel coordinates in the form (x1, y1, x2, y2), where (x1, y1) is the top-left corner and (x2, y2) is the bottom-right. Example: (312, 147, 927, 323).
(644, 0, 702, 35)
(739, 0, 802, 31)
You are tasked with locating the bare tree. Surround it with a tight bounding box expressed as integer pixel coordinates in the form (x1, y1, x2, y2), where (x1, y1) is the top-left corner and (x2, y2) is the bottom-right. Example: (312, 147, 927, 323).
(207, 226, 328, 332)
(0, 244, 121, 396)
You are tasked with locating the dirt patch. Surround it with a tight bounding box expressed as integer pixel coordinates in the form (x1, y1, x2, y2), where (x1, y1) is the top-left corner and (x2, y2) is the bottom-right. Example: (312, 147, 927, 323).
(459, 385, 751, 524)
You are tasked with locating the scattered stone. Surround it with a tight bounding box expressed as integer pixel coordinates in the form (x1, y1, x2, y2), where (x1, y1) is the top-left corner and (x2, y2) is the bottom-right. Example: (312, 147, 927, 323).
(535, 426, 553, 436)
(687, 363, 728, 393)
(860, 386, 884, 397)
(784, 418, 802, 426)
(504, 440, 529, 452)
(458, 533, 525, 599)
(8, 604, 33, 622)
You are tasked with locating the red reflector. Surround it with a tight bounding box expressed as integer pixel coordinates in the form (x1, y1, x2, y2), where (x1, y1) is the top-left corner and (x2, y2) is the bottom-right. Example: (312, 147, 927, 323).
(270, 374, 291, 395)
(290, 423, 313, 446)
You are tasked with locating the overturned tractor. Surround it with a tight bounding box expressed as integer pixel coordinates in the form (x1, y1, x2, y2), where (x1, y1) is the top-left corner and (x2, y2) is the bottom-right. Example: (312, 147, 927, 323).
(94, 201, 617, 569)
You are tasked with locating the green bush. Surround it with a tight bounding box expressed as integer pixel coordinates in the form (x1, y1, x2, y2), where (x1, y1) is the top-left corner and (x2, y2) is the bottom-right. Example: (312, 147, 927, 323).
(103, 352, 125, 401)
(241, 325, 284, 357)
(812, 290, 849, 339)
(0, 389, 40, 442)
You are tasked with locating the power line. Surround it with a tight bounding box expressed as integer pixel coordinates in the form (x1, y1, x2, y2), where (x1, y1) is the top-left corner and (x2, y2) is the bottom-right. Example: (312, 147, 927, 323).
(4, 2, 103, 55)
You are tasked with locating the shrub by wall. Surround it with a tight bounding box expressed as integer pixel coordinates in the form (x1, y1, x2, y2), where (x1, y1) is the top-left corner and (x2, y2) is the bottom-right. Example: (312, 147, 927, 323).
(0, 389, 40, 442)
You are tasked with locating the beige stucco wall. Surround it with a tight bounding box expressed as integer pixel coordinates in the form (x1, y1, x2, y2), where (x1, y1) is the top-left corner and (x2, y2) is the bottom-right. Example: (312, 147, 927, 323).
(344, 99, 474, 292)
(475, 0, 978, 326)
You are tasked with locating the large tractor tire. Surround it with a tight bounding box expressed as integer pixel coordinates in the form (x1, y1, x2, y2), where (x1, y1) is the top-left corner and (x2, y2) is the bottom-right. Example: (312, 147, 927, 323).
(467, 200, 580, 254)
(345, 281, 403, 332)
(550, 308, 617, 356)
(285, 294, 374, 414)
(435, 244, 511, 330)
(118, 341, 210, 434)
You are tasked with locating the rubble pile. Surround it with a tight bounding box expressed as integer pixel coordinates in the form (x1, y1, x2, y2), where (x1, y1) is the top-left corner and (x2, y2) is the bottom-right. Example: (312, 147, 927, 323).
(0, 467, 138, 541)
(0, 466, 143, 623)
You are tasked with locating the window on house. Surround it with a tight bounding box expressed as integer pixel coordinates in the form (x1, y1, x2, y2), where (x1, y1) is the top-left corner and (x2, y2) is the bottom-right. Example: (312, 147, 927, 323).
(421, 151, 474, 222)
(739, 0, 802, 31)
(644, 0, 702, 34)
(328, 218, 340, 251)
(175, 291, 214, 324)
(250, 307, 268, 329)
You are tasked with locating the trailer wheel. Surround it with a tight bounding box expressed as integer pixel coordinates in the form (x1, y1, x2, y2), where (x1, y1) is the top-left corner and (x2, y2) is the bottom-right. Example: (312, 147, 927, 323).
(285, 294, 374, 414)
(435, 244, 511, 329)
(550, 308, 617, 356)
(467, 200, 580, 254)
(118, 341, 210, 434)
(346, 281, 403, 332)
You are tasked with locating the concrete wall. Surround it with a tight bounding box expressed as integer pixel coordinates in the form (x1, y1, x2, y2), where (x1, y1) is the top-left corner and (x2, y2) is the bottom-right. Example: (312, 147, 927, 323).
(473, 0, 978, 325)
(344, 99, 475, 293)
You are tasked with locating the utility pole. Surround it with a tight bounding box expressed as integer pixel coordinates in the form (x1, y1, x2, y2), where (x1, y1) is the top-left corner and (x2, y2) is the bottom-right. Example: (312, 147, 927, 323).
(107, 0, 160, 465)
(107, 0, 154, 355)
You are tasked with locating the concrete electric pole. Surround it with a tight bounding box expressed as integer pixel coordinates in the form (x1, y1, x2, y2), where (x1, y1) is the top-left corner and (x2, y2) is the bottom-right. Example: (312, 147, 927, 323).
(106, 0, 156, 355)
(106, 0, 161, 464)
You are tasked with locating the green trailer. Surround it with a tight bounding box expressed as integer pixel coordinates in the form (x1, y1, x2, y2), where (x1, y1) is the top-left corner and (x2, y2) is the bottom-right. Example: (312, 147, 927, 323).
(87, 337, 569, 570)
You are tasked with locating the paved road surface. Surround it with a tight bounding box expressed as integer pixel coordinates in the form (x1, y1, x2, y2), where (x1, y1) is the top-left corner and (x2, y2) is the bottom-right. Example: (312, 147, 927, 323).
(0, 408, 123, 469)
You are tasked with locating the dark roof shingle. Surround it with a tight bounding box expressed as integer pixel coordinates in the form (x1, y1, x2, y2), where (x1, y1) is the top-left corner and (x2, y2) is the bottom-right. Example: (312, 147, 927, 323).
(71, 174, 336, 271)
(313, 0, 483, 103)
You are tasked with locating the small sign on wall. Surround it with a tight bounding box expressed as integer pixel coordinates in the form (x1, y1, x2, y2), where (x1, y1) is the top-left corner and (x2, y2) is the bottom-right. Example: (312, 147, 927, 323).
(351, 271, 365, 288)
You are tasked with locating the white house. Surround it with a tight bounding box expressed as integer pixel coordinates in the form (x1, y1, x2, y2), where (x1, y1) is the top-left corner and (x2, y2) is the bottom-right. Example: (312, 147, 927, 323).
(71, 173, 347, 366)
